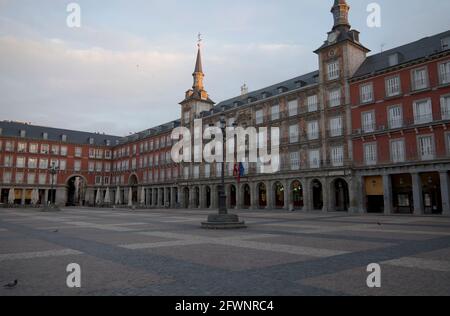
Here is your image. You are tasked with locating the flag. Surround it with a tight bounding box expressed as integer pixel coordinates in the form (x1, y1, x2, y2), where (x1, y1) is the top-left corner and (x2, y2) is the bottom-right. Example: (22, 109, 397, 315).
(234, 162, 245, 184)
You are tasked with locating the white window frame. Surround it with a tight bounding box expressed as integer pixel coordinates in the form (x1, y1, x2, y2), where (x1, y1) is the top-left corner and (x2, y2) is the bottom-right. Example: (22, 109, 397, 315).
(329, 116, 343, 137)
(271, 104, 280, 121)
(362, 111, 376, 133)
(290, 151, 300, 170)
(289, 124, 299, 143)
(308, 149, 320, 169)
(307, 121, 319, 140)
(390, 139, 405, 163)
(440, 94, 450, 120)
(439, 60, 450, 85)
(328, 88, 341, 107)
(417, 135, 435, 161)
(360, 83, 374, 104)
(388, 105, 403, 129)
(255, 109, 264, 125)
(413, 98, 433, 124)
(288, 100, 298, 117)
(411, 67, 429, 91)
(327, 60, 340, 80)
(330, 146, 344, 167)
(386, 75, 401, 97)
(364, 143, 377, 166)
(307, 95, 318, 112)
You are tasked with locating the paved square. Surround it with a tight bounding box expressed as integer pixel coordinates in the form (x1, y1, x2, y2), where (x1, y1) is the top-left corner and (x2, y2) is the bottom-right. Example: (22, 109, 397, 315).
(1, 207, 450, 296)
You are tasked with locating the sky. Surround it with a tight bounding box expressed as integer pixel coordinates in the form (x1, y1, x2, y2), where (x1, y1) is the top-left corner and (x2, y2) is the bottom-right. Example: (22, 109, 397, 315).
(1, 0, 450, 136)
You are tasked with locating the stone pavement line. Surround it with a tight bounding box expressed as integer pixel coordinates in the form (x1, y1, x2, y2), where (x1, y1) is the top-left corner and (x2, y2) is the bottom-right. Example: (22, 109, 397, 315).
(129, 231, 348, 257)
(348, 227, 450, 236)
(383, 257, 450, 272)
(0, 249, 83, 262)
(120, 240, 204, 250)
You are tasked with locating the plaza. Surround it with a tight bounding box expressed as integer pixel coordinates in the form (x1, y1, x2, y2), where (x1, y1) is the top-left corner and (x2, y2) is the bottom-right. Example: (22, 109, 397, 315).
(1, 207, 450, 296)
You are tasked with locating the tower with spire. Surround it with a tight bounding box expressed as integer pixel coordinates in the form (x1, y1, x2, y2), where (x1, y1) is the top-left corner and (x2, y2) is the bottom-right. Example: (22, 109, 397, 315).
(180, 37, 214, 127)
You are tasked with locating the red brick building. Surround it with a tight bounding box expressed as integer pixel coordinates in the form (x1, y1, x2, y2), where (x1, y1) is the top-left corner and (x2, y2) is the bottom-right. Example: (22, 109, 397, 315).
(350, 33, 450, 214)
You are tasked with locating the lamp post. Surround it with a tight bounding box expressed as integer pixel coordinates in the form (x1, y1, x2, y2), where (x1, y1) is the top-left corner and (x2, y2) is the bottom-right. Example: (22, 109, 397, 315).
(202, 114, 246, 229)
(44, 161, 61, 212)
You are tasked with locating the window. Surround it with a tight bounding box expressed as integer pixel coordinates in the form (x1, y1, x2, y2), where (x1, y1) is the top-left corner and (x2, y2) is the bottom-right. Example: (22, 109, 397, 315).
(418, 136, 434, 160)
(413, 99, 433, 124)
(388, 105, 403, 129)
(364, 143, 377, 166)
(16, 157, 25, 168)
(386, 76, 401, 97)
(4, 155, 13, 167)
(331, 146, 344, 167)
(15, 172, 24, 184)
(95, 176, 102, 185)
(204, 164, 210, 178)
(271, 104, 280, 121)
(440, 61, 450, 85)
(329, 117, 343, 137)
(391, 139, 405, 163)
(412, 68, 428, 91)
(39, 158, 48, 169)
(29, 143, 38, 154)
(75, 147, 83, 158)
(183, 111, 190, 124)
(18, 142, 26, 153)
(40, 144, 49, 154)
(289, 124, 299, 143)
(307, 121, 319, 140)
(89, 149, 95, 158)
(74, 160, 81, 172)
(105, 163, 111, 172)
(255, 109, 264, 125)
(88, 162, 94, 172)
(39, 174, 46, 185)
(3, 172, 12, 184)
(442, 37, 450, 50)
(309, 150, 320, 169)
(288, 100, 298, 117)
(51, 145, 59, 155)
(290, 152, 300, 170)
(28, 158, 37, 169)
(60, 146, 68, 156)
(307, 95, 318, 112)
(389, 53, 399, 67)
(96, 149, 104, 159)
(216, 163, 222, 177)
(59, 160, 67, 171)
(89, 138, 94, 145)
(5, 141, 14, 152)
(362, 111, 375, 133)
(329, 88, 341, 107)
(441, 95, 450, 120)
(360, 83, 374, 103)
(183, 166, 189, 179)
(104, 177, 110, 186)
(27, 173, 35, 185)
(327, 61, 340, 80)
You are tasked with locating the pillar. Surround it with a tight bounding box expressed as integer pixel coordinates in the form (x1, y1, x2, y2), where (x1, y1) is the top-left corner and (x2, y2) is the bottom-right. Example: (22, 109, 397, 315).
(284, 180, 290, 211)
(412, 173, 423, 215)
(236, 184, 243, 210)
(383, 174, 392, 215)
(322, 177, 329, 213)
(211, 185, 218, 209)
(189, 187, 195, 209)
(152, 188, 157, 207)
(250, 182, 258, 210)
(440, 171, 450, 215)
(170, 187, 177, 208)
(303, 179, 310, 212)
(265, 181, 272, 210)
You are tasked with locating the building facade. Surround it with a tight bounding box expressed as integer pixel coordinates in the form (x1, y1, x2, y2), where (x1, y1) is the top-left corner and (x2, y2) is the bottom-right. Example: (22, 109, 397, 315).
(1, 0, 450, 216)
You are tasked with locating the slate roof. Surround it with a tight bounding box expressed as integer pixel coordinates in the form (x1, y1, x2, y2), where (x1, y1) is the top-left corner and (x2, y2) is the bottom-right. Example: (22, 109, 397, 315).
(199, 70, 320, 117)
(352, 30, 450, 79)
(0, 121, 122, 146)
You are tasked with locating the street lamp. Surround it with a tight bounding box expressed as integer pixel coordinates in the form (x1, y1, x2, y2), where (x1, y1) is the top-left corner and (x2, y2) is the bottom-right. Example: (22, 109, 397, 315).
(43, 161, 61, 212)
(202, 114, 246, 229)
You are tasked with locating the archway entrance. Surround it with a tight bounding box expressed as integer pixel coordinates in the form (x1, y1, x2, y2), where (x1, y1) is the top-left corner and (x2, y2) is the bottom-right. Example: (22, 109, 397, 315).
(183, 187, 189, 208)
(391, 174, 413, 214)
(333, 178, 349, 212)
(258, 183, 267, 209)
(242, 184, 251, 209)
(129, 175, 138, 204)
(194, 187, 200, 208)
(274, 182, 284, 209)
(66, 176, 87, 206)
(312, 179, 323, 210)
(421, 172, 442, 214)
(206, 186, 211, 208)
(291, 180, 304, 210)
(229, 185, 237, 209)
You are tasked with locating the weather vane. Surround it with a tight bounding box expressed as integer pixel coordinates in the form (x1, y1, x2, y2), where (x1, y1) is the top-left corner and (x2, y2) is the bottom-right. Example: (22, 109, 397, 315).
(197, 32, 202, 47)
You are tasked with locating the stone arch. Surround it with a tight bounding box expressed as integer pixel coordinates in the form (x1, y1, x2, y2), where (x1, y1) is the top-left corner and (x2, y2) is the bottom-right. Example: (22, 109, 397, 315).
(257, 182, 267, 209)
(331, 178, 349, 212)
(311, 179, 323, 210)
(65, 174, 88, 206)
(241, 183, 251, 209)
(273, 181, 285, 209)
(290, 180, 304, 210)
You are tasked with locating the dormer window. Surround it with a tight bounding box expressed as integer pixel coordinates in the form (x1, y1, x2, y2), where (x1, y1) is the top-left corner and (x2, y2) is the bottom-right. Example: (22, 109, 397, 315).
(89, 137, 94, 145)
(442, 37, 450, 51)
(278, 87, 288, 94)
(0, 128, 2, 135)
(106, 140, 111, 146)
(61, 134, 67, 142)
(389, 53, 399, 67)
(42, 132, 48, 140)
(20, 130, 26, 138)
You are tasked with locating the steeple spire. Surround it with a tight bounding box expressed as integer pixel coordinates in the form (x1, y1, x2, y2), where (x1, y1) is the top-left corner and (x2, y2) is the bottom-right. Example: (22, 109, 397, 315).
(331, 0, 350, 32)
(192, 34, 205, 91)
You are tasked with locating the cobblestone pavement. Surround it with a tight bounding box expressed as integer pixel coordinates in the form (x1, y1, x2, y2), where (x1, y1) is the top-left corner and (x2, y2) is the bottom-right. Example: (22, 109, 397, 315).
(1, 207, 450, 296)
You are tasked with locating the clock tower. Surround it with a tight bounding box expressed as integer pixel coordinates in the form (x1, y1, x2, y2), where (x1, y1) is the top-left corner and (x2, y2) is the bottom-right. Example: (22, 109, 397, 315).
(180, 40, 215, 128)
